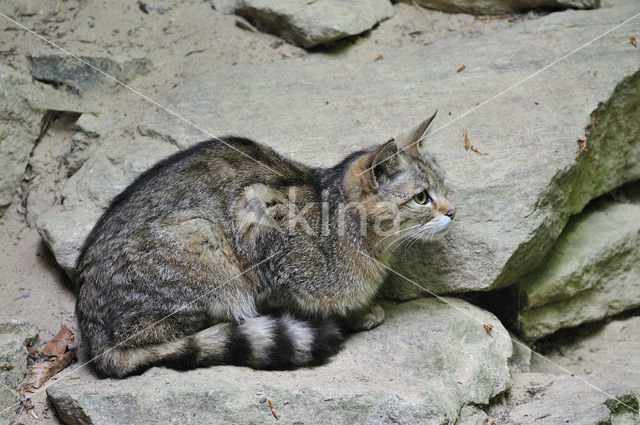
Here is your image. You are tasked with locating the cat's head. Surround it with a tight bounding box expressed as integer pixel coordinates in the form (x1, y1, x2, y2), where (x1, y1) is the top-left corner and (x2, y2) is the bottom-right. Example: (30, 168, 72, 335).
(344, 112, 455, 253)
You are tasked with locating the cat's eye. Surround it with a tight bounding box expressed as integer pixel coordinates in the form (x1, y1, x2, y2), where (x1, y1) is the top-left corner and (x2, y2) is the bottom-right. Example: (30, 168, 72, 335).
(413, 190, 432, 205)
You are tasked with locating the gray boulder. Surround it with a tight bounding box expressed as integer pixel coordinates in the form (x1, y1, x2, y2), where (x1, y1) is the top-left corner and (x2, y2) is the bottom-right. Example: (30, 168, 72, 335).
(0, 318, 38, 425)
(492, 373, 639, 424)
(402, 0, 599, 15)
(515, 201, 640, 340)
(211, 0, 394, 48)
(47, 298, 512, 425)
(36, 5, 640, 292)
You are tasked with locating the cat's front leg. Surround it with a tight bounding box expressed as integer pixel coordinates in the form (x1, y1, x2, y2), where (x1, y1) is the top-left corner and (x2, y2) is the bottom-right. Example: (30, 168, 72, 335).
(344, 304, 385, 332)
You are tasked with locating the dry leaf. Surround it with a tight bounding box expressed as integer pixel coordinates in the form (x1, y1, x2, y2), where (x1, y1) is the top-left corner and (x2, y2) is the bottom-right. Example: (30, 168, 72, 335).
(235, 20, 255, 32)
(28, 350, 75, 388)
(631, 37, 637, 47)
(456, 65, 466, 73)
(41, 325, 73, 357)
(268, 399, 279, 419)
(575, 136, 587, 159)
(373, 54, 384, 62)
(484, 323, 494, 337)
(471, 145, 489, 156)
(463, 129, 470, 151)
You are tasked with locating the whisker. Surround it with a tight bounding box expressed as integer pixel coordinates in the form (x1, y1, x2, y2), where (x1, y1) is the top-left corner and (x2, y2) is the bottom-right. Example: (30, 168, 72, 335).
(380, 225, 421, 253)
(373, 224, 421, 250)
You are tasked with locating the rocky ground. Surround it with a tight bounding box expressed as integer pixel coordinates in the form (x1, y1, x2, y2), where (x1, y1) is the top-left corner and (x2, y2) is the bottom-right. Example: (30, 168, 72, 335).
(1, 0, 639, 424)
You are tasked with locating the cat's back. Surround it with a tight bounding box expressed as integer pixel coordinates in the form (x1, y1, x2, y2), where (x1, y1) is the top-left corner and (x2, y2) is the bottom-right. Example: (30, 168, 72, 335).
(76, 137, 312, 272)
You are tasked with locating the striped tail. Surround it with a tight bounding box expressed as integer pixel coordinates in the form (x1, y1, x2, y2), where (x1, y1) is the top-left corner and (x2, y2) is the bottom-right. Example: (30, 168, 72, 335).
(92, 315, 344, 378)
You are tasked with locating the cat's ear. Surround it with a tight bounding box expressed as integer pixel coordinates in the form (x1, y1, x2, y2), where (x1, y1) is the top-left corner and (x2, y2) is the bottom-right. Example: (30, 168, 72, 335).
(394, 111, 437, 155)
(367, 138, 399, 191)
(344, 139, 400, 198)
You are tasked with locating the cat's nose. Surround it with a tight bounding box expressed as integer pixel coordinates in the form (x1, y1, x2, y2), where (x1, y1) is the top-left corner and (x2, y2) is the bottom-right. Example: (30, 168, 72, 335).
(445, 208, 456, 220)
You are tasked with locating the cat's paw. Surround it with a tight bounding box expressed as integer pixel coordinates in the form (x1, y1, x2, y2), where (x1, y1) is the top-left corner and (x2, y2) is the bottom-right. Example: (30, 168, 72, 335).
(348, 304, 385, 332)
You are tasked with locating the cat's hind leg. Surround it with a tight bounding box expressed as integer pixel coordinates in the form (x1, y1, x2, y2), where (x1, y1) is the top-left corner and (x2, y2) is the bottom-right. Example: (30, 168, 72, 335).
(344, 304, 385, 332)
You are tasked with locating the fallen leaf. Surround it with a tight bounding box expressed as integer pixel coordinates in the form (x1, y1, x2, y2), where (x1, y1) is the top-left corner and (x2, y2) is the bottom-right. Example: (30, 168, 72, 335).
(463, 129, 470, 151)
(373, 54, 384, 62)
(632, 37, 637, 47)
(268, 399, 279, 419)
(235, 20, 255, 32)
(575, 136, 587, 159)
(484, 323, 494, 337)
(471, 145, 489, 156)
(456, 64, 466, 73)
(306, 0, 317, 4)
(28, 350, 75, 388)
(41, 325, 73, 357)
(0, 365, 13, 370)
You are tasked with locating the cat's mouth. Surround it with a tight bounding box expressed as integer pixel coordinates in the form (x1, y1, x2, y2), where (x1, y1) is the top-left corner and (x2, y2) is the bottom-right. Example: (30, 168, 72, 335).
(422, 215, 452, 241)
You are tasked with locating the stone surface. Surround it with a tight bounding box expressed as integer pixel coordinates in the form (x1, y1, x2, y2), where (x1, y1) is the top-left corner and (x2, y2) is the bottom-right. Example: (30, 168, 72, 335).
(211, 0, 395, 48)
(515, 201, 640, 340)
(0, 62, 102, 218)
(531, 315, 640, 394)
(0, 65, 47, 216)
(492, 373, 640, 424)
(47, 298, 512, 425)
(507, 333, 532, 373)
(36, 136, 178, 274)
(403, 0, 599, 15)
(0, 317, 38, 425)
(37, 6, 640, 291)
(3, 0, 42, 17)
(28, 53, 151, 94)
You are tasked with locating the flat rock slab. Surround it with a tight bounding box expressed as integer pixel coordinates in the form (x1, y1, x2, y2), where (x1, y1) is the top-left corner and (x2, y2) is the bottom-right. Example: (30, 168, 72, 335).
(402, 0, 598, 15)
(516, 201, 640, 340)
(493, 373, 640, 424)
(37, 5, 640, 292)
(211, 0, 394, 48)
(28, 53, 151, 94)
(47, 298, 512, 425)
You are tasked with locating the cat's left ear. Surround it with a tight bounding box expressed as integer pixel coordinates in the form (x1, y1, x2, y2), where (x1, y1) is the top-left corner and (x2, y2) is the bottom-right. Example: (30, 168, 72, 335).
(393, 111, 437, 156)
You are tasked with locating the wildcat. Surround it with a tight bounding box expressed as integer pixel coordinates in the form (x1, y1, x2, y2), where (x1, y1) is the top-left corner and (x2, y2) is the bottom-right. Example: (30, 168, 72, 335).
(75, 112, 455, 378)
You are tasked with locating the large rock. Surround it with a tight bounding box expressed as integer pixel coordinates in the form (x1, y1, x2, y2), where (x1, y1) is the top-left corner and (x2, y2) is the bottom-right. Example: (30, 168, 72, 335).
(211, 0, 394, 48)
(515, 201, 640, 340)
(0, 318, 38, 425)
(492, 373, 639, 424)
(47, 298, 512, 425)
(37, 5, 640, 292)
(402, 0, 599, 15)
